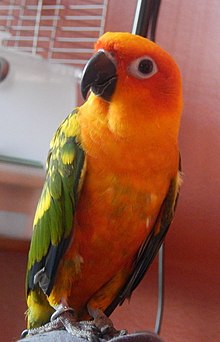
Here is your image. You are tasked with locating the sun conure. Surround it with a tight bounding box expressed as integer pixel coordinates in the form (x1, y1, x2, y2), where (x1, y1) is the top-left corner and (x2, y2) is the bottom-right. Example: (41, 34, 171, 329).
(24, 32, 183, 339)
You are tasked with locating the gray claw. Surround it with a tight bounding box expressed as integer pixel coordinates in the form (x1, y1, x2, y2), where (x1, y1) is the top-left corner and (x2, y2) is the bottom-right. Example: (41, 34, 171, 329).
(119, 329, 127, 336)
(100, 325, 111, 334)
(20, 329, 29, 339)
(88, 334, 101, 342)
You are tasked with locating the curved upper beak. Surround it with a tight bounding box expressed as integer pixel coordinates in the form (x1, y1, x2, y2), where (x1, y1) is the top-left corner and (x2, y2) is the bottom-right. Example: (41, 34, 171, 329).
(81, 50, 117, 102)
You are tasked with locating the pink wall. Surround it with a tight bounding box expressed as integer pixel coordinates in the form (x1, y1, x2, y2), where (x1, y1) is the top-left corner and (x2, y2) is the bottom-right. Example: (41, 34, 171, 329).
(156, 0, 220, 292)
(157, 2, 220, 338)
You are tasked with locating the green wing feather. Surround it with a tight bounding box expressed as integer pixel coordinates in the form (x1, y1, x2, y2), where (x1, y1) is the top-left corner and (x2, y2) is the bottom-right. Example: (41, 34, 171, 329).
(105, 159, 182, 316)
(26, 108, 85, 296)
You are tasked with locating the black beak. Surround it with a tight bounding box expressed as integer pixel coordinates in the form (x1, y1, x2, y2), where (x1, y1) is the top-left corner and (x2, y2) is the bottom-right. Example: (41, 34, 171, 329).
(81, 50, 117, 102)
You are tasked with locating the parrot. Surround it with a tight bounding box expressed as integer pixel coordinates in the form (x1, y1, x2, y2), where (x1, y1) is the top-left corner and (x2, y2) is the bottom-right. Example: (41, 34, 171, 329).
(23, 32, 183, 340)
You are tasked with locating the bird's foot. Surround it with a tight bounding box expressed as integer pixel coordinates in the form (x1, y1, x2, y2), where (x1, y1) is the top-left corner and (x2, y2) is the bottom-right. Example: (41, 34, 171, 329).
(57, 311, 102, 341)
(20, 304, 74, 338)
(21, 306, 127, 341)
(51, 305, 102, 341)
(21, 309, 105, 341)
(20, 317, 64, 338)
(86, 307, 127, 340)
(56, 305, 127, 340)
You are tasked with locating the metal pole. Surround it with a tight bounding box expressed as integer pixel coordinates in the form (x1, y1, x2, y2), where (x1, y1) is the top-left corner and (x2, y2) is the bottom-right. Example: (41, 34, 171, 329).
(154, 244, 164, 334)
(132, 0, 161, 42)
(132, 0, 164, 335)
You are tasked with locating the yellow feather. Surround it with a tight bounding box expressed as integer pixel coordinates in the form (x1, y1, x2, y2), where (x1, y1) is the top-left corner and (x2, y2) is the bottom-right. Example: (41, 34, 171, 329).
(61, 150, 75, 164)
(63, 113, 80, 138)
(33, 187, 51, 226)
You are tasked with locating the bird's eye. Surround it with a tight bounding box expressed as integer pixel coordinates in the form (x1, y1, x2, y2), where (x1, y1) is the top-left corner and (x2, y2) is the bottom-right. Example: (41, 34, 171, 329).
(138, 59, 153, 74)
(128, 56, 158, 79)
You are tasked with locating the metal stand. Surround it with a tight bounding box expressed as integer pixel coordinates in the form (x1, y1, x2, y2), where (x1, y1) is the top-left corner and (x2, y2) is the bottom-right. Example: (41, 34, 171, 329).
(132, 0, 164, 335)
(154, 243, 164, 334)
(132, 0, 161, 41)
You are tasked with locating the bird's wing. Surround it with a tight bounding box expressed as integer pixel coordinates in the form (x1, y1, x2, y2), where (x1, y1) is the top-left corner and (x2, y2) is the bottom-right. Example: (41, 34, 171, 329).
(105, 157, 182, 315)
(26, 109, 86, 297)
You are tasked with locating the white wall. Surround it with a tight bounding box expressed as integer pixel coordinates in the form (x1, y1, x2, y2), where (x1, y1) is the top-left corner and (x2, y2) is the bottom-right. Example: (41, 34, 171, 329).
(0, 48, 80, 166)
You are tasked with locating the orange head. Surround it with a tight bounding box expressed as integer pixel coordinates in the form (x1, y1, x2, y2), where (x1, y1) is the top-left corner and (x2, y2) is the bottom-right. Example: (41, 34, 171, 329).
(81, 32, 182, 139)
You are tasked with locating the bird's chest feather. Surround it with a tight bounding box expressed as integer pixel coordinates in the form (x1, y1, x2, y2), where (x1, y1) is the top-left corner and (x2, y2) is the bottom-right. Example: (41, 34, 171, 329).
(60, 157, 169, 311)
(71, 160, 166, 265)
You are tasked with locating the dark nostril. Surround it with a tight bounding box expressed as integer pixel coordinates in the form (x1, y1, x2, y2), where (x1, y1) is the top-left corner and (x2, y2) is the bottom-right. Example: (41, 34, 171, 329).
(0, 57, 9, 82)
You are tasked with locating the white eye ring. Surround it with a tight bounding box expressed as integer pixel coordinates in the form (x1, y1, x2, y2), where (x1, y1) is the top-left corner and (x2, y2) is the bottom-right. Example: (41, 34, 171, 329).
(128, 56, 158, 79)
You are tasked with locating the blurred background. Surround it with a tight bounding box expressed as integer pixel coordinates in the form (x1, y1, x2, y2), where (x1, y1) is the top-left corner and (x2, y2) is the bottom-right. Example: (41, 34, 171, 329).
(0, 0, 220, 341)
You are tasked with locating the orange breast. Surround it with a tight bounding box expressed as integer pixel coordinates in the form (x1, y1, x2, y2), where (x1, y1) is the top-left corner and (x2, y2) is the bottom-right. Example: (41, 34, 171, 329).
(48, 97, 179, 317)
(54, 155, 170, 318)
